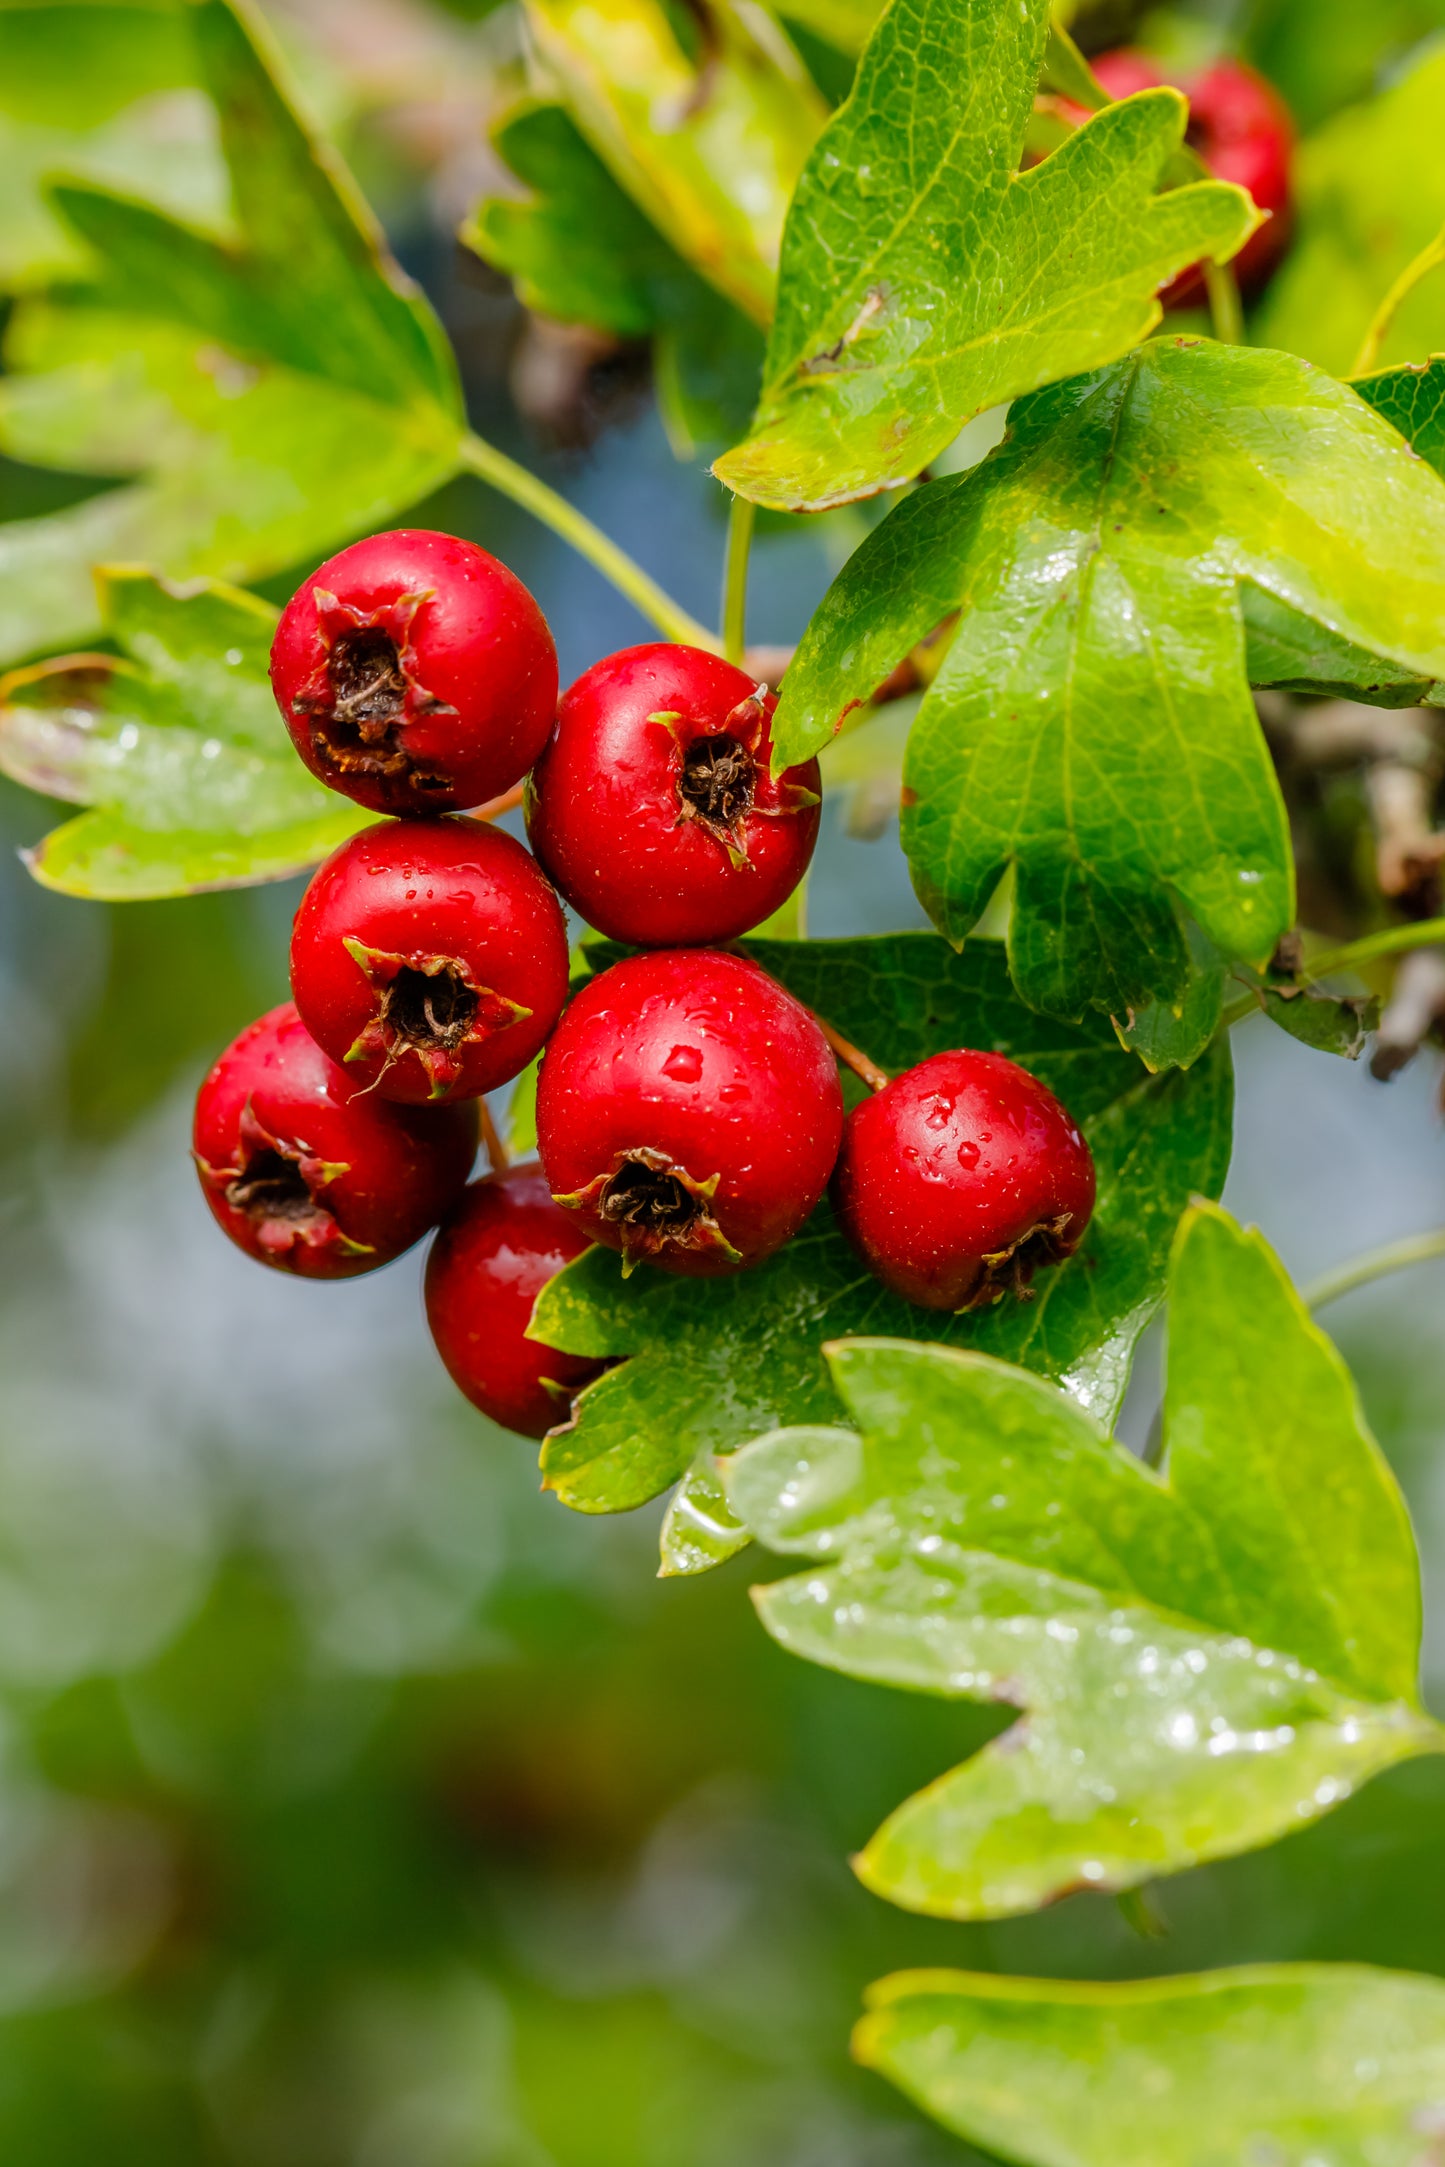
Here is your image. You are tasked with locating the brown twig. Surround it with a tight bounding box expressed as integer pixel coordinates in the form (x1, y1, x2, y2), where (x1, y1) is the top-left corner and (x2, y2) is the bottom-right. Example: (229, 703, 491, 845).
(477, 1098, 510, 1175)
(473, 780, 526, 821)
(815, 1016, 890, 1093)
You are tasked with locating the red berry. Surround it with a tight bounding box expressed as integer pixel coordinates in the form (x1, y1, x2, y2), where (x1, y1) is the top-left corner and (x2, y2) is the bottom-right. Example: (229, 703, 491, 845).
(525, 643, 821, 946)
(193, 1002, 476, 1278)
(270, 529, 558, 814)
(424, 1164, 604, 1438)
(536, 949, 843, 1276)
(1085, 52, 1293, 300)
(289, 816, 570, 1104)
(830, 1050, 1095, 1312)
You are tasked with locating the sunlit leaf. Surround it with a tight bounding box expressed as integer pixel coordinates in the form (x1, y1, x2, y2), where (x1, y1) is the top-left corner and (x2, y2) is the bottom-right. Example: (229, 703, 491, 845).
(856, 1964, 1445, 2166)
(729, 1203, 1440, 1917)
(714, 0, 1255, 512)
(0, 0, 466, 664)
(519, 0, 827, 328)
(0, 568, 363, 897)
(534, 934, 1232, 1553)
(775, 340, 1445, 1019)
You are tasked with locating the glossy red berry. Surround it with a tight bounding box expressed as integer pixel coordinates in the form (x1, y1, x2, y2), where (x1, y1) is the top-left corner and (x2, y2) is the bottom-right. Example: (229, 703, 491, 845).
(536, 949, 843, 1276)
(1086, 51, 1293, 300)
(289, 816, 570, 1104)
(830, 1049, 1095, 1312)
(525, 643, 821, 946)
(270, 529, 558, 814)
(425, 1164, 604, 1438)
(193, 1002, 476, 1278)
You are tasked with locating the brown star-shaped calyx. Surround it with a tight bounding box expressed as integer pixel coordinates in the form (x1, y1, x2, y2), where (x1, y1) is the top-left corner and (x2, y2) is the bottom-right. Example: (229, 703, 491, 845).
(958, 1212, 1077, 1312)
(341, 938, 531, 1098)
(289, 587, 457, 795)
(658, 686, 820, 869)
(197, 1101, 368, 1262)
(553, 1146, 743, 1275)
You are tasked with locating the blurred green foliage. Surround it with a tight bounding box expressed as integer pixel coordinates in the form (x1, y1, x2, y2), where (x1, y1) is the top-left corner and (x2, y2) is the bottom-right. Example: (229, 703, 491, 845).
(0, 0, 1443, 2160)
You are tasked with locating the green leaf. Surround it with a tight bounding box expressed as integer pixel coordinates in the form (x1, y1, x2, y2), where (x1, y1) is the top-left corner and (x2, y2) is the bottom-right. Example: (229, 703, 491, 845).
(0, 3, 224, 292)
(855, 1964, 1445, 2166)
(1112, 924, 1226, 1075)
(729, 1202, 1439, 1918)
(464, 99, 764, 457)
(0, 0, 465, 664)
(768, 0, 883, 56)
(519, 0, 827, 328)
(713, 0, 1256, 512)
(533, 933, 1232, 1550)
(0, 568, 364, 897)
(1255, 985, 1379, 1060)
(1242, 583, 1445, 708)
(1354, 354, 1445, 471)
(1253, 43, 1445, 377)
(776, 340, 1445, 1019)
(464, 100, 696, 339)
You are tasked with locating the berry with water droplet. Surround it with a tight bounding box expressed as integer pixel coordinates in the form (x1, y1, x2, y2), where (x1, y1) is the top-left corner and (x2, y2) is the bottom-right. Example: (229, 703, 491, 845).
(525, 644, 821, 945)
(270, 529, 557, 814)
(831, 1049, 1095, 1311)
(536, 949, 843, 1275)
(425, 1164, 604, 1437)
(290, 817, 570, 1103)
(193, 1003, 476, 1277)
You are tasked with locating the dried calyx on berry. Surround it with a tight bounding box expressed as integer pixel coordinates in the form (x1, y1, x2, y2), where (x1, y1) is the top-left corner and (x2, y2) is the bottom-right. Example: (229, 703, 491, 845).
(290, 818, 570, 1104)
(193, 1003, 477, 1278)
(525, 643, 821, 946)
(536, 949, 844, 1276)
(830, 1048, 1096, 1312)
(270, 529, 558, 815)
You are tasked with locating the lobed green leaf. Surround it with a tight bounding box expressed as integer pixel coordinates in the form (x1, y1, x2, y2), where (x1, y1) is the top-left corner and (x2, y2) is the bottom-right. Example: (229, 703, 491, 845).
(729, 1204, 1438, 1916)
(714, 0, 1256, 511)
(856, 1964, 1445, 2166)
(0, 0, 466, 664)
(0, 568, 364, 897)
(776, 339, 1445, 1019)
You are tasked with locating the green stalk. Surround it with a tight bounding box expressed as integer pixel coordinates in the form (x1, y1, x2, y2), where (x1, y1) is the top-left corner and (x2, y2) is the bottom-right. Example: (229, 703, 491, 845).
(1304, 1229, 1445, 1312)
(456, 432, 717, 649)
(1220, 916, 1445, 1030)
(1353, 219, 1445, 376)
(721, 494, 756, 664)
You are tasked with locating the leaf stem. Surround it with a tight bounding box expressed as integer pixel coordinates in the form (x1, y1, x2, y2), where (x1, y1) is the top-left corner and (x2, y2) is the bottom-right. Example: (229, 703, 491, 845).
(1219, 916, 1445, 1030)
(456, 432, 717, 649)
(1303, 1228, 1445, 1312)
(1203, 260, 1244, 345)
(722, 494, 756, 664)
(1352, 219, 1445, 376)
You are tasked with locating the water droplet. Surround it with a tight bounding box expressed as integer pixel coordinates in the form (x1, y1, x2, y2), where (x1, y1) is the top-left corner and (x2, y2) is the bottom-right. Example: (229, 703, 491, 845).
(662, 1044, 703, 1083)
(957, 1139, 979, 1170)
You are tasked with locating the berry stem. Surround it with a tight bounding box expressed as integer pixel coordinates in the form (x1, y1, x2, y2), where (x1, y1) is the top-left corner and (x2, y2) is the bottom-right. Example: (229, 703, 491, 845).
(1353, 218, 1445, 376)
(478, 1097, 510, 1176)
(456, 433, 718, 650)
(1302, 1227, 1445, 1312)
(474, 780, 526, 820)
(721, 494, 756, 664)
(816, 1017, 890, 1093)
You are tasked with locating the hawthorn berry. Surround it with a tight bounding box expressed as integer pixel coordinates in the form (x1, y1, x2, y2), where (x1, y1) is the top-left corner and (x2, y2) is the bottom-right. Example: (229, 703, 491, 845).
(524, 643, 821, 946)
(424, 1164, 604, 1438)
(290, 816, 570, 1104)
(536, 949, 843, 1275)
(830, 1049, 1095, 1312)
(1086, 51, 1293, 300)
(193, 1002, 476, 1278)
(270, 529, 558, 814)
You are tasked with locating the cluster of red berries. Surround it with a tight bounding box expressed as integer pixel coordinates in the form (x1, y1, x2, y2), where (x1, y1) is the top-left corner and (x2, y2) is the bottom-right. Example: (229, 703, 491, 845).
(192, 528, 1096, 1441)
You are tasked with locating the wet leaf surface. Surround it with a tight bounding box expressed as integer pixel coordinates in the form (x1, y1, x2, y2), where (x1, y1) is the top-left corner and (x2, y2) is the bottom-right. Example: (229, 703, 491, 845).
(729, 1204, 1440, 1916)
